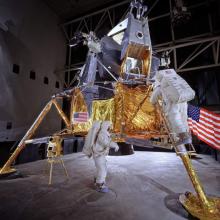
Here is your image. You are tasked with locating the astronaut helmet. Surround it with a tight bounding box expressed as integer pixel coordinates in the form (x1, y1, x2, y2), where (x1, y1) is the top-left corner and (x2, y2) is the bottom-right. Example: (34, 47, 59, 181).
(155, 71, 164, 82)
(101, 121, 112, 131)
(92, 121, 102, 129)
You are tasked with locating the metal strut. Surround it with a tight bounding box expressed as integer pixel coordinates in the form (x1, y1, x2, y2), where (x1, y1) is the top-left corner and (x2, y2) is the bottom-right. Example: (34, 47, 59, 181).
(0, 101, 53, 174)
(0, 98, 71, 175)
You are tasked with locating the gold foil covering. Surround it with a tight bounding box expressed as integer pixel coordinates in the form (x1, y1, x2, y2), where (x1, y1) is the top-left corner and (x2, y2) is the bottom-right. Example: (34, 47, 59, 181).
(70, 88, 91, 134)
(180, 193, 220, 220)
(113, 83, 161, 137)
(71, 83, 162, 138)
(121, 44, 152, 76)
(92, 98, 115, 123)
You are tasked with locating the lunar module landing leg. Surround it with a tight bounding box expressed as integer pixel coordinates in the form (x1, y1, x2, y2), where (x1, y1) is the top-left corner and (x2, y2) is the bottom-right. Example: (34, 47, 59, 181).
(158, 104, 220, 220)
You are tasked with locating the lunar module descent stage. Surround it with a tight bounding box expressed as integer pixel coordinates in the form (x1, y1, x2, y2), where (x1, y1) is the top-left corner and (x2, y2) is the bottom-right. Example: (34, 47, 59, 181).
(0, 1, 220, 219)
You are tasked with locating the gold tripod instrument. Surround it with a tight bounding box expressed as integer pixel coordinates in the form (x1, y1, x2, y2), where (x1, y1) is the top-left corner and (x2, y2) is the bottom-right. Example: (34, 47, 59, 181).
(157, 103, 220, 220)
(46, 136, 69, 185)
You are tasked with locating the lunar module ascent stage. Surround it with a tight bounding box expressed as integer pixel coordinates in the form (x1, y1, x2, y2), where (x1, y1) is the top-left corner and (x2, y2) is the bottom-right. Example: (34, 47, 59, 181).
(0, 1, 220, 219)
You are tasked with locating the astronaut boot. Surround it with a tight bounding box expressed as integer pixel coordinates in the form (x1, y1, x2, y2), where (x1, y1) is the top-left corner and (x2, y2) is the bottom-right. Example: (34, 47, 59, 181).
(95, 183, 109, 193)
(177, 132, 192, 145)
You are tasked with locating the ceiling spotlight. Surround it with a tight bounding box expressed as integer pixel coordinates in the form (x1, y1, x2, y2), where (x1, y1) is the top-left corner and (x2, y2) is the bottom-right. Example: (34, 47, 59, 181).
(172, 0, 191, 26)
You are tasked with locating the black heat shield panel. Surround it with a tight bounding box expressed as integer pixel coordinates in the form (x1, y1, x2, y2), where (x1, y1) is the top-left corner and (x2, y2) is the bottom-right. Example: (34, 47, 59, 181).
(150, 55, 160, 78)
(98, 36, 121, 79)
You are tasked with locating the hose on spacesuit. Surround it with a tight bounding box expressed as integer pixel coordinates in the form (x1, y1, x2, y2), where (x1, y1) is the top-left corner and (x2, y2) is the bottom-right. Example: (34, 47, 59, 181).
(155, 102, 187, 155)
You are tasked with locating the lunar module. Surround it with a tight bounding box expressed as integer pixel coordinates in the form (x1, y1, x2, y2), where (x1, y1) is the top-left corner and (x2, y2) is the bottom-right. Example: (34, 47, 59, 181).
(0, 1, 220, 219)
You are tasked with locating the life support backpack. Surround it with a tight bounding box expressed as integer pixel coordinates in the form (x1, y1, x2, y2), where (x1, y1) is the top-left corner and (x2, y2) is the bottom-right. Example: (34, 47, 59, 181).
(159, 69, 195, 103)
(82, 121, 102, 157)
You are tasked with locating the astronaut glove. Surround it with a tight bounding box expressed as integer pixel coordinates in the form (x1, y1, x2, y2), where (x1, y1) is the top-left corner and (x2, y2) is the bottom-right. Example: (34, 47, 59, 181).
(114, 145, 119, 152)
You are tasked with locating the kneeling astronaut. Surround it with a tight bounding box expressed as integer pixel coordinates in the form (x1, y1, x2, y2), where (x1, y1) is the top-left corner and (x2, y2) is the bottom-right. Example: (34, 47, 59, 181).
(150, 68, 195, 149)
(83, 121, 119, 193)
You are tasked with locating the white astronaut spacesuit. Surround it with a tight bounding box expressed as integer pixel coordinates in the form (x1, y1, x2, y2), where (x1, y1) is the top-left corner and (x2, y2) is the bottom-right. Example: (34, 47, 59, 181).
(150, 69, 195, 146)
(83, 121, 119, 193)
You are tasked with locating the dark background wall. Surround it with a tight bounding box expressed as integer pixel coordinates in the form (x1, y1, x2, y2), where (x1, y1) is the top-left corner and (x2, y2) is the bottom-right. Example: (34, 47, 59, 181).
(0, 0, 66, 142)
(0, 0, 67, 164)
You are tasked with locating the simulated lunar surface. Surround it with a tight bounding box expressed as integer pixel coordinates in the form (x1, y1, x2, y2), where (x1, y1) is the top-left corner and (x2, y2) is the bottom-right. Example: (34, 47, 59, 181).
(0, 151, 219, 220)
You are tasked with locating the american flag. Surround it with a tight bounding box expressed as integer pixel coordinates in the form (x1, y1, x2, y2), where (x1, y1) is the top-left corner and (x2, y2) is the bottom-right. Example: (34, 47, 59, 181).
(72, 112, 89, 123)
(187, 104, 220, 150)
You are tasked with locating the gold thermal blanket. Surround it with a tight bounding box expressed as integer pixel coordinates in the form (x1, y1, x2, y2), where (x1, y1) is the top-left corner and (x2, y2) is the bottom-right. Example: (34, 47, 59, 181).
(113, 83, 161, 136)
(92, 98, 115, 123)
(70, 88, 91, 134)
(71, 83, 162, 138)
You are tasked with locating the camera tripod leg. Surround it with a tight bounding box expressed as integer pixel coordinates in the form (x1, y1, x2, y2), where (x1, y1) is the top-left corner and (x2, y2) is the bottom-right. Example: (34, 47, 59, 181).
(49, 161, 53, 185)
(60, 159, 69, 179)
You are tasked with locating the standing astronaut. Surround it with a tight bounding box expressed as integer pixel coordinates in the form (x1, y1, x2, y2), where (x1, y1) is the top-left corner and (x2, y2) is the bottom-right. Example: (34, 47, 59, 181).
(150, 68, 195, 147)
(83, 121, 119, 193)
